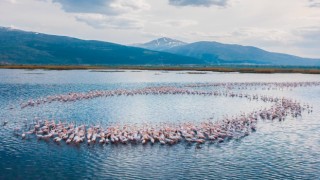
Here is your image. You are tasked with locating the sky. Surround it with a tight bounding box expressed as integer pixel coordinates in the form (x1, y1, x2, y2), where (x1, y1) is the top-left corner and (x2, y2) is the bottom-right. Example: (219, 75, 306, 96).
(0, 0, 320, 58)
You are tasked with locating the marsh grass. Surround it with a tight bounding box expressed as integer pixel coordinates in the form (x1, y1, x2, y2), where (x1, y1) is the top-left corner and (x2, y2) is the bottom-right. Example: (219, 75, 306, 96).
(1, 65, 320, 74)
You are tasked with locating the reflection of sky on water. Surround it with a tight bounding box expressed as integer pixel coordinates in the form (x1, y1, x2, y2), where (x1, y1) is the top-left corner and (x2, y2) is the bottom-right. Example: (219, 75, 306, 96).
(1, 69, 320, 84)
(0, 69, 319, 179)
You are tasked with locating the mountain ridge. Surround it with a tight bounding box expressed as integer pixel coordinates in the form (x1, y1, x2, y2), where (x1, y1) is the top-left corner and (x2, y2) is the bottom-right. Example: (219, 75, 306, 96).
(0, 27, 203, 65)
(133, 37, 320, 66)
(1, 27, 319, 66)
(132, 37, 187, 51)
(163, 41, 320, 66)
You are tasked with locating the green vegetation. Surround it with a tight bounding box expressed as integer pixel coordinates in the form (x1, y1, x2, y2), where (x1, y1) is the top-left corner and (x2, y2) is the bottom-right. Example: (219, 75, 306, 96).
(165, 41, 320, 66)
(1, 28, 320, 67)
(0, 27, 201, 65)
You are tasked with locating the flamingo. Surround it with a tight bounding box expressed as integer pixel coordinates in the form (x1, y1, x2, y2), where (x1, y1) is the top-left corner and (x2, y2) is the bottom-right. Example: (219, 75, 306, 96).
(21, 133, 26, 139)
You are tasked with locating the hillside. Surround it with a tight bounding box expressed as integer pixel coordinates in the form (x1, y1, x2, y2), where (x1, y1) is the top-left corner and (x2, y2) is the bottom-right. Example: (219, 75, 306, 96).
(0, 27, 201, 65)
(1, 27, 319, 67)
(164, 41, 320, 66)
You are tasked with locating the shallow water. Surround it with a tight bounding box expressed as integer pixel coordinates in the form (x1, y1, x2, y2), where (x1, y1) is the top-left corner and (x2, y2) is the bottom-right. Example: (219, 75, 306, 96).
(0, 69, 319, 179)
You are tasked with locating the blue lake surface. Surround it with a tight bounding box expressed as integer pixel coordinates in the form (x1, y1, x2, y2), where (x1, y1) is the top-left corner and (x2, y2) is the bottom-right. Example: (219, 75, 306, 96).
(0, 69, 319, 179)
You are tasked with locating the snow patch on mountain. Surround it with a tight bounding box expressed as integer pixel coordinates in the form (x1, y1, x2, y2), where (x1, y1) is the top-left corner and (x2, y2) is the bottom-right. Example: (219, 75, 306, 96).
(133, 37, 187, 51)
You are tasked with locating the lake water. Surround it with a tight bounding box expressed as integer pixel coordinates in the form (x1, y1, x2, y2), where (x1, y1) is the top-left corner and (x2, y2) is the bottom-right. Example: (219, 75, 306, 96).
(0, 69, 319, 179)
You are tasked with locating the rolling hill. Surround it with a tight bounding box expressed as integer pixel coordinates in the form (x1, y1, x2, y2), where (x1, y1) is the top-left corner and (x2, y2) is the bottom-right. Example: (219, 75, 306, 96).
(138, 39, 320, 66)
(0, 27, 202, 65)
(1, 27, 319, 67)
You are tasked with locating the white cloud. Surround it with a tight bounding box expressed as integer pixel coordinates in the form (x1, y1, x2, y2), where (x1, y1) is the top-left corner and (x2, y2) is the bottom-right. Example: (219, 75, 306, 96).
(309, 0, 320, 7)
(51, 0, 149, 29)
(168, 0, 229, 7)
(52, 0, 150, 15)
(75, 13, 144, 29)
(6, 0, 17, 3)
(293, 26, 320, 46)
(110, 0, 150, 12)
(159, 20, 198, 27)
(182, 28, 297, 46)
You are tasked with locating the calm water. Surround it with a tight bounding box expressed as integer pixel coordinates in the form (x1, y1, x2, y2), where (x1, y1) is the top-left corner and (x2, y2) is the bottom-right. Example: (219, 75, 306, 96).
(0, 69, 319, 180)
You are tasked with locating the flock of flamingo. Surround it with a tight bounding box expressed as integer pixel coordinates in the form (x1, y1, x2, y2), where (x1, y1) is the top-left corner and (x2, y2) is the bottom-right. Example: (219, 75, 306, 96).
(186, 82, 320, 89)
(13, 81, 318, 147)
(20, 81, 319, 109)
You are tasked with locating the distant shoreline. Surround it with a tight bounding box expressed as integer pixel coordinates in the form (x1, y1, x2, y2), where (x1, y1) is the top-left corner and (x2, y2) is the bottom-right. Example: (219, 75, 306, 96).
(1, 65, 320, 74)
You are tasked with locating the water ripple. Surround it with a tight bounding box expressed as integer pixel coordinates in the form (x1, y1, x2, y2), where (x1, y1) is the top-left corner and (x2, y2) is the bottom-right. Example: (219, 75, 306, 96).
(0, 69, 319, 179)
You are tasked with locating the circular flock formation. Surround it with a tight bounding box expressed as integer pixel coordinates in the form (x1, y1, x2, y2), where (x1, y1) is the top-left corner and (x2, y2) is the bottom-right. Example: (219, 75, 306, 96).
(14, 81, 318, 147)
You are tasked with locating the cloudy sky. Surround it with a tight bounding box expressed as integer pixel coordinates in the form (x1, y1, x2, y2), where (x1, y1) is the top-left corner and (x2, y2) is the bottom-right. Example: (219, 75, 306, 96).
(1, 0, 320, 58)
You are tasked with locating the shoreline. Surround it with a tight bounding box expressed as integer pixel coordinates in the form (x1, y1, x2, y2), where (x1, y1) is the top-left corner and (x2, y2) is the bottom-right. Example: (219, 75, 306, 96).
(1, 65, 320, 74)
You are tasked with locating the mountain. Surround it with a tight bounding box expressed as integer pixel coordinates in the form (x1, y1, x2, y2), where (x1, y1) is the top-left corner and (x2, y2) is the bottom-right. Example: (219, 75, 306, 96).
(1, 27, 319, 67)
(0, 27, 202, 65)
(134, 38, 320, 66)
(133, 37, 187, 51)
(163, 41, 320, 66)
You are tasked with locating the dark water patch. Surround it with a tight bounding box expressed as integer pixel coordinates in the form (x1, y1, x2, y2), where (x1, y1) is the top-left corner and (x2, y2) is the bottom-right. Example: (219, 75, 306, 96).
(90, 70, 126, 73)
(186, 72, 208, 74)
(22, 73, 45, 75)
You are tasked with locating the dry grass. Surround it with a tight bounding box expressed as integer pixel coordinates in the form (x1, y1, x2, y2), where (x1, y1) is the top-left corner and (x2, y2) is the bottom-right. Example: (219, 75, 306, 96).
(1, 65, 320, 74)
